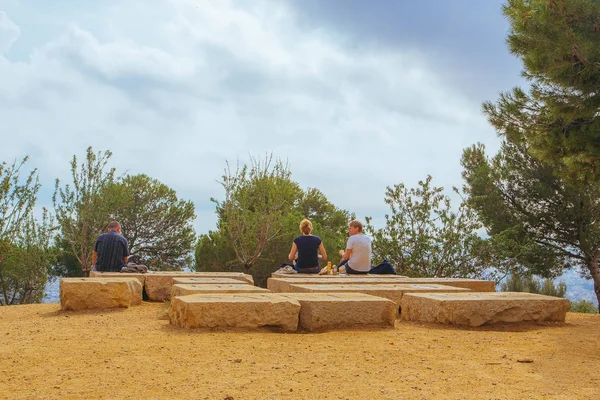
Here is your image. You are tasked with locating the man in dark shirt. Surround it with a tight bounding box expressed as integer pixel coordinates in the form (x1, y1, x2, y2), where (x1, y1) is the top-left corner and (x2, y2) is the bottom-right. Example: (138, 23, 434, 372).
(92, 221, 130, 272)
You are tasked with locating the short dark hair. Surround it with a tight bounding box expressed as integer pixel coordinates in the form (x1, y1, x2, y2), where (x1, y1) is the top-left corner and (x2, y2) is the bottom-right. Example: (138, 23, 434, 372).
(107, 220, 121, 230)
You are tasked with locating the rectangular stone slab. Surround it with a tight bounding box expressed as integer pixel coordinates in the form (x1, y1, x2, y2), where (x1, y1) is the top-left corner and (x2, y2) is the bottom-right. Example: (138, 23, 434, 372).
(171, 284, 269, 297)
(271, 272, 408, 279)
(168, 293, 300, 332)
(60, 277, 143, 311)
(279, 293, 396, 331)
(400, 292, 571, 327)
(287, 283, 470, 308)
(268, 277, 432, 292)
(89, 271, 146, 286)
(172, 278, 247, 285)
(268, 276, 493, 292)
(145, 272, 254, 301)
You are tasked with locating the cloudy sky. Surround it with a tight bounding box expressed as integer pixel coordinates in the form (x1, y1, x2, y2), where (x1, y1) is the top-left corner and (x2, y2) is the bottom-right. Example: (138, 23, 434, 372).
(0, 0, 524, 235)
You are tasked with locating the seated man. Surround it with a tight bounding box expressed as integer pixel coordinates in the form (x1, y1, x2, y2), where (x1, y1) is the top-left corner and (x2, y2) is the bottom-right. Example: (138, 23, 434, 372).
(92, 221, 130, 272)
(338, 220, 371, 274)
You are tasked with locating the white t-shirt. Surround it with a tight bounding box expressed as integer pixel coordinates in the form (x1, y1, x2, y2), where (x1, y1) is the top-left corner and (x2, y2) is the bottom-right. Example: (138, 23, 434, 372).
(346, 234, 372, 272)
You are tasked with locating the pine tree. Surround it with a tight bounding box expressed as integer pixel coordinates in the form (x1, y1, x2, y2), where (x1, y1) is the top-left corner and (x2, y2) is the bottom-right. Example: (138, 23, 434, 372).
(485, 0, 600, 181)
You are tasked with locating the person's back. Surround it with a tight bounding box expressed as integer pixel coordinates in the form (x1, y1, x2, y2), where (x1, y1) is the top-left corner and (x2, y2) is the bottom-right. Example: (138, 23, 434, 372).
(339, 220, 372, 274)
(347, 233, 371, 272)
(294, 235, 322, 269)
(94, 222, 129, 272)
(288, 218, 327, 273)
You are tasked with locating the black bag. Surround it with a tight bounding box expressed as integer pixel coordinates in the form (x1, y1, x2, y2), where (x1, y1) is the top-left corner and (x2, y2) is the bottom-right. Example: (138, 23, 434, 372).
(369, 259, 396, 275)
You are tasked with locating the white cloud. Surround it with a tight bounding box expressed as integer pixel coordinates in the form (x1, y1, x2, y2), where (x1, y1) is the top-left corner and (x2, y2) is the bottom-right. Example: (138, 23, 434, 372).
(0, 11, 20, 53)
(0, 0, 501, 234)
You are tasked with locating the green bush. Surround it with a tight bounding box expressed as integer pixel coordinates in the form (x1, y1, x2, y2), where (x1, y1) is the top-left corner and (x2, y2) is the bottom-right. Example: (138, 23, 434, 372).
(501, 274, 567, 298)
(569, 300, 598, 314)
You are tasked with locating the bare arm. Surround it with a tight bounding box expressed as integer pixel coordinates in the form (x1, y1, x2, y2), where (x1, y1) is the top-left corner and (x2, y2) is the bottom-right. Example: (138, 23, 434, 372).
(92, 251, 98, 266)
(288, 242, 298, 262)
(340, 248, 352, 260)
(319, 243, 327, 261)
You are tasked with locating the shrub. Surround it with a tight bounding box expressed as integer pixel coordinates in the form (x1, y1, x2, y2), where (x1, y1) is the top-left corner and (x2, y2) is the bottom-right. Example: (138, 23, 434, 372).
(569, 300, 598, 314)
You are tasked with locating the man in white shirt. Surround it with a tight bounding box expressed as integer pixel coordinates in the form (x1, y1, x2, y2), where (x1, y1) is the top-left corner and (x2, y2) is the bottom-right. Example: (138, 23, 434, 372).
(339, 220, 371, 274)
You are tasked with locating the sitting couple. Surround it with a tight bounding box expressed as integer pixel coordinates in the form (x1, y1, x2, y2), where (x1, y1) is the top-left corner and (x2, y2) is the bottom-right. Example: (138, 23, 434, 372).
(288, 219, 371, 275)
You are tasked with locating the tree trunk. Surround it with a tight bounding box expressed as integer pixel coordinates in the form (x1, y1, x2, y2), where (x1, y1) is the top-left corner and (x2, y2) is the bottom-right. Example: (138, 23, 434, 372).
(243, 264, 251, 275)
(586, 257, 600, 313)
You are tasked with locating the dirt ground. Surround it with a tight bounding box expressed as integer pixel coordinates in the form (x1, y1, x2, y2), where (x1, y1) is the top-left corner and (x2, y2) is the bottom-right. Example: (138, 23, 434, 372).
(0, 302, 598, 400)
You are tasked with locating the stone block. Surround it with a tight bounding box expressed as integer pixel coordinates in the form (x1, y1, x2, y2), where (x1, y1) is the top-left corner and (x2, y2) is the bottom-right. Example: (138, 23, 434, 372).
(287, 283, 470, 309)
(172, 278, 247, 285)
(268, 277, 421, 293)
(271, 272, 408, 279)
(60, 278, 143, 311)
(145, 272, 254, 301)
(168, 293, 301, 331)
(400, 292, 571, 327)
(171, 284, 269, 297)
(279, 293, 396, 331)
(398, 278, 495, 292)
(89, 270, 146, 286)
(268, 277, 494, 293)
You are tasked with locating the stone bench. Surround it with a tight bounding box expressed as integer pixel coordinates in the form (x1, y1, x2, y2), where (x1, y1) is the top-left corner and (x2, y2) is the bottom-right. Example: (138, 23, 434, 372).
(268, 277, 495, 293)
(144, 272, 254, 301)
(279, 293, 396, 331)
(271, 272, 409, 279)
(396, 277, 495, 292)
(89, 271, 146, 285)
(171, 283, 269, 297)
(400, 292, 571, 327)
(287, 283, 470, 311)
(268, 277, 406, 292)
(60, 277, 143, 311)
(168, 293, 300, 331)
(172, 277, 248, 285)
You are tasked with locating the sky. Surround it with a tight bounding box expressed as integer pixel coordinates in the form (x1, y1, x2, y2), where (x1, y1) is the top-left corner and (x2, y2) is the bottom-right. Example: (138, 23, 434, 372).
(0, 0, 524, 235)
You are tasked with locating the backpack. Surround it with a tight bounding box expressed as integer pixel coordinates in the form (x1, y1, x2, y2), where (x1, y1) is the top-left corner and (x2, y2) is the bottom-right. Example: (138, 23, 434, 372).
(369, 259, 396, 275)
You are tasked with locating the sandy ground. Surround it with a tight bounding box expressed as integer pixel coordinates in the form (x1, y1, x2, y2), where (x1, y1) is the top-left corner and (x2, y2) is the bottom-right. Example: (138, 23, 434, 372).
(0, 302, 599, 400)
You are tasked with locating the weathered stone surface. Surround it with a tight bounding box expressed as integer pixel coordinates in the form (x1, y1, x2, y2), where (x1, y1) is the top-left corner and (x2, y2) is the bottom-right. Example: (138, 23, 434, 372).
(60, 278, 143, 311)
(168, 293, 300, 331)
(171, 284, 268, 297)
(287, 283, 470, 309)
(269, 277, 417, 292)
(279, 293, 396, 331)
(172, 278, 247, 285)
(396, 278, 495, 292)
(145, 272, 254, 301)
(400, 292, 571, 327)
(89, 271, 146, 286)
(268, 277, 494, 293)
(271, 272, 409, 279)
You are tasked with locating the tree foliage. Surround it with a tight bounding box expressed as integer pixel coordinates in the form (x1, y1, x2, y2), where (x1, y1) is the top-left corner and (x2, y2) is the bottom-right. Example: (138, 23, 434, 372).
(104, 174, 196, 270)
(54, 148, 197, 275)
(212, 156, 300, 275)
(461, 141, 600, 311)
(365, 175, 486, 279)
(485, 0, 600, 181)
(53, 147, 115, 276)
(0, 157, 55, 305)
(196, 156, 351, 286)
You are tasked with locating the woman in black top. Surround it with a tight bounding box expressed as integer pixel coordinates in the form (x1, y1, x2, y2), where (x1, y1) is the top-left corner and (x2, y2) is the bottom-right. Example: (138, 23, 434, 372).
(288, 218, 327, 273)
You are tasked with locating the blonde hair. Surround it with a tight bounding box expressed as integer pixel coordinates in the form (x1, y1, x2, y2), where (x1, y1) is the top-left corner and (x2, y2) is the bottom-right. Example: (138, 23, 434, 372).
(299, 219, 313, 235)
(349, 220, 363, 232)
